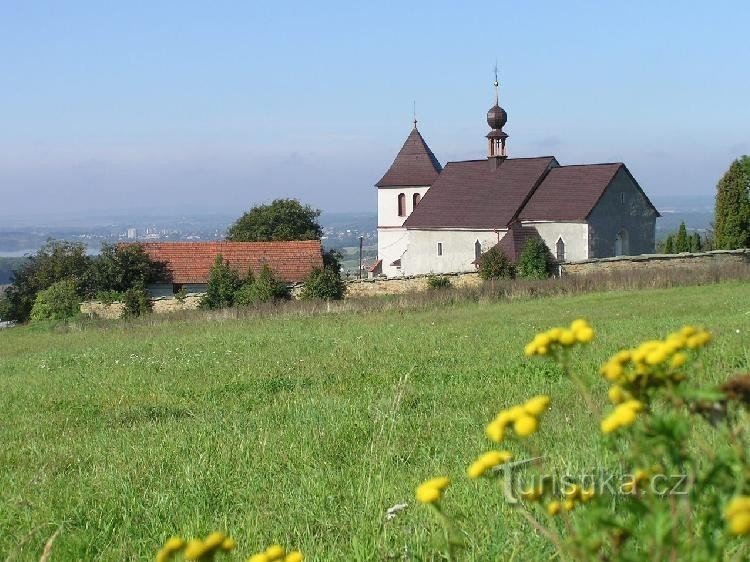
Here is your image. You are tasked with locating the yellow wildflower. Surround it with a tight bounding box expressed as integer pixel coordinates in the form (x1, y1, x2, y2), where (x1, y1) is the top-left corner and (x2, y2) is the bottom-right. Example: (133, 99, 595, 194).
(546, 500, 562, 516)
(564, 484, 581, 500)
(612, 405, 637, 427)
(156, 537, 185, 562)
(729, 512, 750, 535)
(221, 538, 236, 552)
(564, 498, 576, 511)
(570, 318, 589, 332)
(505, 405, 527, 421)
(523, 395, 551, 415)
(514, 414, 539, 437)
(559, 329, 576, 346)
(184, 539, 207, 561)
(547, 327, 563, 341)
(679, 325, 697, 337)
(520, 485, 544, 501)
(608, 385, 627, 404)
(284, 552, 304, 562)
(467, 461, 485, 480)
(248, 554, 270, 562)
(580, 488, 595, 502)
(669, 352, 687, 369)
(725, 496, 750, 519)
(265, 545, 285, 560)
(645, 347, 668, 366)
(416, 477, 450, 504)
(485, 420, 504, 443)
(424, 476, 450, 490)
(601, 362, 624, 382)
(600, 416, 619, 434)
(203, 532, 226, 551)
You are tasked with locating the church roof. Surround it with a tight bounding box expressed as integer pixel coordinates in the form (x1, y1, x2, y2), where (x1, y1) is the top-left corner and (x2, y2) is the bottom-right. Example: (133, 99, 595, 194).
(518, 163, 659, 221)
(375, 127, 443, 187)
(494, 223, 545, 262)
(403, 156, 557, 230)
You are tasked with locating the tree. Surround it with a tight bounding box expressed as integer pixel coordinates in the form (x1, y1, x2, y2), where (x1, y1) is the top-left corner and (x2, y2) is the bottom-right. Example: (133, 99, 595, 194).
(2, 240, 91, 322)
(713, 157, 750, 250)
(234, 264, 291, 306)
(121, 285, 152, 318)
(478, 246, 515, 280)
(199, 255, 242, 310)
(91, 243, 159, 294)
(689, 232, 702, 253)
(322, 249, 343, 273)
(226, 199, 322, 242)
(29, 279, 81, 322)
(663, 235, 674, 254)
(517, 238, 554, 279)
(674, 222, 690, 253)
(301, 267, 346, 300)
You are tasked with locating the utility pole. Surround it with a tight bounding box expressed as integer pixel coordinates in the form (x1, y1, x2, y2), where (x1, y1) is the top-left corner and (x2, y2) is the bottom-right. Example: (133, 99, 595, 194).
(358, 236, 364, 279)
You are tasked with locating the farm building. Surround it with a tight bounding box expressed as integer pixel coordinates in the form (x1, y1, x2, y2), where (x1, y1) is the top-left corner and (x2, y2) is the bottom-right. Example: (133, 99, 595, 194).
(373, 81, 659, 278)
(139, 240, 323, 297)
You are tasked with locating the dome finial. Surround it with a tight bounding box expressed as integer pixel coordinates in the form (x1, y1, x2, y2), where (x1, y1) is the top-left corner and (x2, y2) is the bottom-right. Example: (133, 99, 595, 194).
(493, 62, 499, 105)
(412, 100, 417, 129)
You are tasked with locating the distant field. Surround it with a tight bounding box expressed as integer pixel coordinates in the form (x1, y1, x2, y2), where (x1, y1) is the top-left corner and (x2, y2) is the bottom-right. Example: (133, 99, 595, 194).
(1, 282, 748, 560)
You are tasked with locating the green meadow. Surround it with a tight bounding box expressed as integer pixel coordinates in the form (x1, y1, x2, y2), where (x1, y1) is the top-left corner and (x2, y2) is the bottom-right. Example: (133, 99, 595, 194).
(1, 281, 748, 561)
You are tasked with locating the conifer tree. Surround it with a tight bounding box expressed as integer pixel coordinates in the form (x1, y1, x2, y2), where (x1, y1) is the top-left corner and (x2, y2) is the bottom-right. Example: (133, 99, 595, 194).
(713, 158, 750, 249)
(689, 232, 702, 253)
(674, 222, 689, 253)
(663, 235, 674, 254)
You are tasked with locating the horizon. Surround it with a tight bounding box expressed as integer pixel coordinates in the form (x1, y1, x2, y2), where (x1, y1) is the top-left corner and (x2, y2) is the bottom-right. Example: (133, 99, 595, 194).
(1, 1, 749, 218)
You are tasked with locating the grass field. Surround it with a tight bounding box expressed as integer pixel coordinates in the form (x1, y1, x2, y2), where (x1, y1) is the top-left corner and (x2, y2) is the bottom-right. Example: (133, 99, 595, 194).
(1, 281, 749, 560)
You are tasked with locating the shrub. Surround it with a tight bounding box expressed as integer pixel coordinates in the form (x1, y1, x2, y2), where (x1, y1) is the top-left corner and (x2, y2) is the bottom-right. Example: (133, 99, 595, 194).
(96, 289, 124, 305)
(91, 243, 159, 295)
(478, 246, 515, 280)
(301, 267, 346, 300)
(174, 287, 188, 303)
(426, 275, 452, 290)
(121, 286, 152, 318)
(517, 238, 554, 279)
(234, 265, 291, 306)
(29, 279, 81, 322)
(199, 255, 242, 310)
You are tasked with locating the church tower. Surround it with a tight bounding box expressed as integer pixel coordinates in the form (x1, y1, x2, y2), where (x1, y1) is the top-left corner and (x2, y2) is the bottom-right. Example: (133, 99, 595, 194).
(486, 68, 508, 169)
(374, 117, 442, 277)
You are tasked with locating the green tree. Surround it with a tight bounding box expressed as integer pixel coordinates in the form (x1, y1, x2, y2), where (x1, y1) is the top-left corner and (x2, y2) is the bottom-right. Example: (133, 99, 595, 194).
(2, 240, 91, 322)
(478, 246, 515, 280)
(663, 235, 674, 254)
(199, 255, 242, 310)
(91, 243, 159, 293)
(121, 285, 152, 318)
(689, 232, 702, 253)
(713, 157, 750, 249)
(29, 279, 81, 322)
(674, 221, 690, 253)
(301, 267, 346, 300)
(226, 199, 322, 242)
(517, 238, 554, 279)
(234, 264, 291, 306)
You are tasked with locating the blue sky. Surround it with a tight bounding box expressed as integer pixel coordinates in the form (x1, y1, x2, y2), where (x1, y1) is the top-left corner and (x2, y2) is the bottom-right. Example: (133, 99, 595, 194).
(0, 1, 748, 217)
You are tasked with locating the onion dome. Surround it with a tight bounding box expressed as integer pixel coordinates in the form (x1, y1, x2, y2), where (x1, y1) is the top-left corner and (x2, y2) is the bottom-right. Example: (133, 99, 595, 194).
(487, 104, 507, 130)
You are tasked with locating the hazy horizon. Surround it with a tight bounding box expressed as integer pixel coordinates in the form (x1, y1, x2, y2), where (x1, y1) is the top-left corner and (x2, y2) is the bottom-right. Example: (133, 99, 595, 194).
(1, 2, 748, 218)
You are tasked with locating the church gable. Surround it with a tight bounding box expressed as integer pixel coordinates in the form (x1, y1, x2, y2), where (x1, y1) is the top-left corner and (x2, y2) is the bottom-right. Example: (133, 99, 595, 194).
(375, 126, 442, 187)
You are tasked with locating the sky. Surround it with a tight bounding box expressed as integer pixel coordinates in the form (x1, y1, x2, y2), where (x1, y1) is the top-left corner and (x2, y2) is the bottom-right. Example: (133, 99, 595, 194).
(0, 1, 748, 219)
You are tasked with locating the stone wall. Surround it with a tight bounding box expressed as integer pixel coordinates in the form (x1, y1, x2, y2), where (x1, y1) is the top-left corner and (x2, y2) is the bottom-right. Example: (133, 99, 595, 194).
(560, 249, 749, 275)
(344, 272, 482, 298)
(81, 294, 203, 319)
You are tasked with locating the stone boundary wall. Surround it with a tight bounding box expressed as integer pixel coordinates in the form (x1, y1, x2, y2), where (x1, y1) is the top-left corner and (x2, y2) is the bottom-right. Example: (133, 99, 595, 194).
(81, 294, 203, 319)
(344, 271, 482, 298)
(560, 249, 749, 276)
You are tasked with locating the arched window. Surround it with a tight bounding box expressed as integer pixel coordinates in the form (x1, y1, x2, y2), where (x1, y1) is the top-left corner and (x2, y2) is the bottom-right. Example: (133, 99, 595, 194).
(397, 193, 406, 217)
(413, 193, 421, 208)
(556, 237, 565, 262)
(475, 240, 482, 261)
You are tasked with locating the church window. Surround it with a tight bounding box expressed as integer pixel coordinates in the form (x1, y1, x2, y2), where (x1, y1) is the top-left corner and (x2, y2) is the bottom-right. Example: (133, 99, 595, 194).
(620, 192, 626, 205)
(437, 242, 443, 256)
(413, 193, 421, 208)
(556, 238, 565, 262)
(397, 193, 406, 216)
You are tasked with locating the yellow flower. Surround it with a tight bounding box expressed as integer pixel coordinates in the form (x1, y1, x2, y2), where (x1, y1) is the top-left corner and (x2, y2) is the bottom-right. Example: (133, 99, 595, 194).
(157, 537, 185, 562)
(520, 485, 544, 501)
(570, 318, 589, 332)
(524, 343, 537, 357)
(424, 476, 450, 490)
(564, 484, 581, 500)
(613, 350, 631, 364)
(612, 405, 637, 427)
(564, 498, 576, 511)
(725, 496, 750, 519)
(467, 461, 485, 480)
(580, 488, 595, 502)
(416, 477, 450, 504)
(621, 400, 644, 412)
(601, 362, 624, 382)
(248, 554, 270, 562)
(645, 347, 668, 366)
(729, 511, 750, 535)
(480, 450, 512, 467)
(669, 352, 687, 369)
(203, 532, 226, 551)
(523, 395, 551, 416)
(284, 552, 304, 562)
(265, 545, 286, 560)
(184, 539, 207, 561)
(600, 415, 619, 434)
(514, 414, 539, 437)
(505, 405, 527, 421)
(679, 325, 697, 337)
(546, 500, 562, 516)
(535, 333, 551, 347)
(608, 385, 627, 404)
(559, 330, 576, 346)
(485, 420, 505, 443)
(547, 327, 563, 341)
(221, 538, 236, 552)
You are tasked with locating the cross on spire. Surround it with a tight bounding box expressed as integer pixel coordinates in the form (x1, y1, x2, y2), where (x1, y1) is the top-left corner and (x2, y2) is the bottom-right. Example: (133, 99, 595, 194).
(412, 100, 417, 129)
(493, 62, 499, 105)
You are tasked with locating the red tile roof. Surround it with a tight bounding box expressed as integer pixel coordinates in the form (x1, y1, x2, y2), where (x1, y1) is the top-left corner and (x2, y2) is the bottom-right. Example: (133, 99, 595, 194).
(138, 241, 323, 284)
(519, 163, 659, 221)
(376, 126, 442, 187)
(403, 157, 557, 230)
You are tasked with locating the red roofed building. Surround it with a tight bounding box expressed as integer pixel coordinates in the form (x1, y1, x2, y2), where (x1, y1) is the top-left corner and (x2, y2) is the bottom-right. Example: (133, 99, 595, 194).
(375, 78, 658, 277)
(138, 240, 323, 296)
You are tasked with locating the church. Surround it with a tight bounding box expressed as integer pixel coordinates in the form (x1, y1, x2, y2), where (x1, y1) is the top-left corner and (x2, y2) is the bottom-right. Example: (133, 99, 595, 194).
(371, 81, 659, 278)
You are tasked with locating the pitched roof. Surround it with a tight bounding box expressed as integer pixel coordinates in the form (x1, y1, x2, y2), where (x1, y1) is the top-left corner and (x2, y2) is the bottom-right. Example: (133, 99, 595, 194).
(403, 157, 557, 230)
(376, 126, 442, 187)
(518, 163, 658, 221)
(494, 224, 544, 262)
(138, 241, 323, 284)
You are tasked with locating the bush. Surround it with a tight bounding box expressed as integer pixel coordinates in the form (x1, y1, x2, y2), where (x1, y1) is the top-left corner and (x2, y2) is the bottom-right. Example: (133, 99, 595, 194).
(426, 275, 452, 290)
(96, 290, 124, 305)
(301, 267, 346, 300)
(121, 286, 152, 318)
(174, 287, 188, 303)
(478, 246, 515, 280)
(234, 265, 291, 306)
(199, 255, 242, 310)
(91, 243, 159, 295)
(517, 238, 554, 279)
(29, 279, 81, 322)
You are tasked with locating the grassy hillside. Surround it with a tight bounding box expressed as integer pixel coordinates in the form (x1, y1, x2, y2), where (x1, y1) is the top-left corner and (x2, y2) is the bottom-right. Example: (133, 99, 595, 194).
(1, 282, 748, 560)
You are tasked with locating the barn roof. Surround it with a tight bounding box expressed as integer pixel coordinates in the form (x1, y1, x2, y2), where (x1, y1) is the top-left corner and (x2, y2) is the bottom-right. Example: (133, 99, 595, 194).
(375, 126, 442, 187)
(138, 241, 323, 284)
(403, 156, 557, 230)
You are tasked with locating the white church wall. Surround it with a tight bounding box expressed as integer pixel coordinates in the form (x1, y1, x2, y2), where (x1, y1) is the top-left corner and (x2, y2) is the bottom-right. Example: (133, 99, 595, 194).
(377, 227, 410, 277)
(377, 186, 430, 227)
(401, 229, 502, 276)
(522, 221, 589, 262)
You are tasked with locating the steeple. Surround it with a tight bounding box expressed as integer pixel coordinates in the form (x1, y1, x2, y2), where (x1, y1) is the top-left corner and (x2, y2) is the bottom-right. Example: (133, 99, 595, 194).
(486, 65, 508, 167)
(375, 121, 442, 187)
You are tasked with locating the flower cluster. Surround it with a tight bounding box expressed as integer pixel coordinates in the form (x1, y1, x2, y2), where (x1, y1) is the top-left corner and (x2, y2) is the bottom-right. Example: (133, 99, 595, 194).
(621, 468, 651, 493)
(724, 496, 750, 536)
(247, 545, 303, 562)
(485, 395, 550, 442)
(467, 450, 513, 479)
(548, 484, 595, 515)
(416, 477, 451, 504)
(157, 532, 235, 562)
(524, 319, 595, 358)
(600, 326, 712, 399)
(600, 400, 644, 434)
